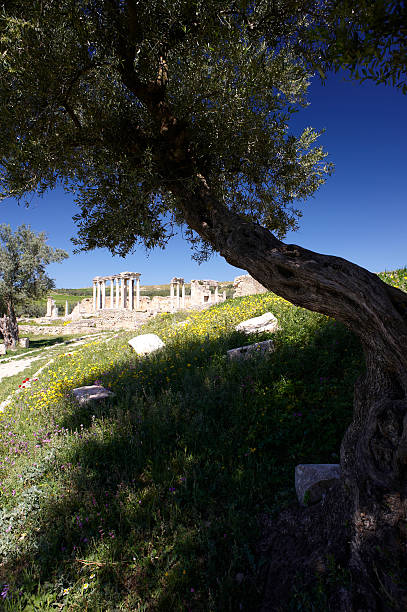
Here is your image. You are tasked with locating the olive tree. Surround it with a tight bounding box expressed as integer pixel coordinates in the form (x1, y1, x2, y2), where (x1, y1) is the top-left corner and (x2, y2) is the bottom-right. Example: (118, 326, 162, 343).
(0, 224, 68, 347)
(1, 1, 406, 607)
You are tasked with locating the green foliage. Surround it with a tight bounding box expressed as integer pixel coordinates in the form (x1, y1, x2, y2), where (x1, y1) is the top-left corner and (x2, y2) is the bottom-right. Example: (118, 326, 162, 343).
(306, 1, 407, 94)
(54, 288, 94, 297)
(0, 1, 332, 258)
(0, 224, 68, 315)
(0, 295, 364, 609)
(0, 2, 405, 262)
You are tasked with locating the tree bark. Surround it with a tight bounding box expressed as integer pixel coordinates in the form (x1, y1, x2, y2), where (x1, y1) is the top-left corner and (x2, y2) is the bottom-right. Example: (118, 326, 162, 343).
(0, 301, 19, 349)
(172, 175, 407, 609)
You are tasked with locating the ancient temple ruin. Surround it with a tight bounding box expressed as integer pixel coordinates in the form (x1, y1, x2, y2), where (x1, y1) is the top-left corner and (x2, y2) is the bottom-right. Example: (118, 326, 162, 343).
(170, 277, 186, 310)
(82, 273, 228, 316)
(190, 279, 225, 305)
(92, 272, 141, 311)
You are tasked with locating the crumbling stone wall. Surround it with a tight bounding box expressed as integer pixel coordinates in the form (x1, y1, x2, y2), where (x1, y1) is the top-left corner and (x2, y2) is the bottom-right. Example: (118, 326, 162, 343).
(190, 280, 219, 305)
(233, 274, 268, 297)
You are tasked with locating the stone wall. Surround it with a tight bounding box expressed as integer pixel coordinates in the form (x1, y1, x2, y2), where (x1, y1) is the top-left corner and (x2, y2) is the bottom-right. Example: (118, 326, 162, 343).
(233, 274, 268, 297)
(190, 280, 220, 305)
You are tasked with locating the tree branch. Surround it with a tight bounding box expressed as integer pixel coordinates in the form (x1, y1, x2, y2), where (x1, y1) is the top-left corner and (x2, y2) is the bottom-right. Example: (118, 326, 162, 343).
(171, 172, 407, 382)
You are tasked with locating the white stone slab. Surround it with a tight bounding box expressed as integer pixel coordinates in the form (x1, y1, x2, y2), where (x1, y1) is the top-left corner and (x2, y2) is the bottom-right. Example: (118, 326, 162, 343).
(128, 334, 165, 355)
(0, 344, 6, 356)
(72, 385, 114, 405)
(19, 338, 29, 348)
(235, 312, 278, 334)
(227, 339, 274, 360)
(295, 463, 340, 506)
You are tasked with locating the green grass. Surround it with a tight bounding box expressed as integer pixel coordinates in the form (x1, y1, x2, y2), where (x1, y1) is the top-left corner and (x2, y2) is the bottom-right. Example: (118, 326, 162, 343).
(0, 294, 364, 610)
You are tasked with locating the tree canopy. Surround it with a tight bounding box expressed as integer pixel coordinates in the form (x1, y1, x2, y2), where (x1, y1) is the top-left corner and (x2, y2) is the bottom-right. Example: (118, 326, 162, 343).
(0, 224, 68, 308)
(1, 2, 404, 263)
(0, 224, 68, 346)
(0, 0, 336, 258)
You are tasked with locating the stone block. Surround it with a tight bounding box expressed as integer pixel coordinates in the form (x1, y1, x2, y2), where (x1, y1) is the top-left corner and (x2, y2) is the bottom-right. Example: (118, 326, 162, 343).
(19, 337, 29, 348)
(227, 339, 274, 360)
(128, 333, 165, 355)
(235, 312, 278, 334)
(295, 464, 340, 506)
(72, 385, 114, 406)
(0, 344, 6, 356)
(233, 274, 268, 297)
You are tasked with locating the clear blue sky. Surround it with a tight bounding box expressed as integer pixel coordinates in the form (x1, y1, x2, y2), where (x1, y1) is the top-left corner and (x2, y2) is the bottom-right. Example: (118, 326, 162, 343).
(1, 72, 406, 288)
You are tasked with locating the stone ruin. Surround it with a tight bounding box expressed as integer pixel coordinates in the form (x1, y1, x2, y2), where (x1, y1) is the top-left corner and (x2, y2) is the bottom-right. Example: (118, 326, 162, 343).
(233, 274, 268, 297)
(35, 273, 229, 336)
(43, 274, 267, 328)
(46, 297, 59, 318)
(88, 274, 226, 314)
(170, 277, 186, 310)
(190, 279, 226, 306)
(93, 272, 142, 311)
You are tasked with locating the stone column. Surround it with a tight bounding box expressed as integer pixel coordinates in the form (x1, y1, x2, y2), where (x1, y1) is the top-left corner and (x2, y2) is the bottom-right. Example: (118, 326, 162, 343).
(110, 278, 114, 308)
(96, 282, 101, 310)
(65, 300, 69, 316)
(129, 277, 134, 310)
(181, 283, 185, 308)
(115, 278, 120, 308)
(223, 290, 226, 301)
(176, 281, 180, 309)
(170, 281, 175, 312)
(214, 286, 219, 303)
(120, 277, 125, 309)
(46, 296, 52, 317)
(136, 277, 140, 310)
(93, 282, 97, 311)
(101, 280, 106, 309)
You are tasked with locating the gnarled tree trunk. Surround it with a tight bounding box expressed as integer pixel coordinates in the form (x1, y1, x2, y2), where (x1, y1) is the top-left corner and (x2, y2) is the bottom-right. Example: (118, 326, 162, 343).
(0, 301, 19, 349)
(173, 176, 407, 609)
(122, 57, 407, 604)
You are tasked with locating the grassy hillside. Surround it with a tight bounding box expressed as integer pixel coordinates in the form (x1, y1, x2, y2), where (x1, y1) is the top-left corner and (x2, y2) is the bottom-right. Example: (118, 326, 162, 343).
(0, 293, 364, 610)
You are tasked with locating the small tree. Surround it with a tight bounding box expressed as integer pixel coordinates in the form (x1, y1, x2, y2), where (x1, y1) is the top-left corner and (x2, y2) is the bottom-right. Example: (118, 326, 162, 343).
(0, 224, 68, 348)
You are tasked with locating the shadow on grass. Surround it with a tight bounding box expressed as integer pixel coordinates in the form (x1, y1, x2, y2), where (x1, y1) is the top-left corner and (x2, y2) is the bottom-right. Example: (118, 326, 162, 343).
(0, 320, 364, 611)
(29, 336, 68, 349)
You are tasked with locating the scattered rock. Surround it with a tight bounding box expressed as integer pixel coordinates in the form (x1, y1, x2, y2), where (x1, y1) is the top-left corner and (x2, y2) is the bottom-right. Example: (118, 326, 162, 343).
(173, 319, 191, 328)
(19, 337, 29, 348)
(128, 333, 165, 355)
(0, 344, 6, 356)
(227, 339, 274, 360)
(295, 464, 340, 506)
(235, 312, 278, 334)
(72, 385, 114, 406)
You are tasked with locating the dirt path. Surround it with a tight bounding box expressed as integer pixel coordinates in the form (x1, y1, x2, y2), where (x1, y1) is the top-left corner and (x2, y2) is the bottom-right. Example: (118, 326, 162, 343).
(0, 333, 111, 383)
(0, 332, 120, 413)
(0, 352, 45, 383)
